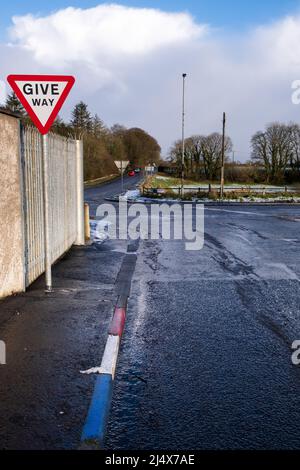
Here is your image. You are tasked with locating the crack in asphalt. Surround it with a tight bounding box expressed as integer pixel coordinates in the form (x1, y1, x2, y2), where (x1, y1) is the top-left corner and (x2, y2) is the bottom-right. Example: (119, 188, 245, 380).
(142, 241, 163, 273)
(225, 222, 268, 240)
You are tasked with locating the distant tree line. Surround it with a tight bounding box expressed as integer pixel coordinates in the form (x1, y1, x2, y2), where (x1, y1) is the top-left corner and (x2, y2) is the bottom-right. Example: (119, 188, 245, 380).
(169, 121, 300, 184)
(3, 93, 161, 181)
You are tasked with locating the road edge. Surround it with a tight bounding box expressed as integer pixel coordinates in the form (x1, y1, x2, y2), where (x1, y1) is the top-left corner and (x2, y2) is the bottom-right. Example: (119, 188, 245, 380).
(105, 196, 300, 206)
(79, 250, 137, 450)
(84, 174, 119, 189)
(79, 309, 126, 450)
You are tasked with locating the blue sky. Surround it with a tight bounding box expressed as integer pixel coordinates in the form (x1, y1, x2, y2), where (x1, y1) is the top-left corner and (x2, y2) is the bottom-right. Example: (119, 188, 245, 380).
(2, 1, 300, 159)
(1, 0, 300, 35)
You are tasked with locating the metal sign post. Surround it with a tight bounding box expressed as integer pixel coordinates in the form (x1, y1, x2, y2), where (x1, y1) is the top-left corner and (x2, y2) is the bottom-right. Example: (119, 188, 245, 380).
(121, 160, 124, 193)
(42, 134, 52, 292)
(114, 160, 129, 194)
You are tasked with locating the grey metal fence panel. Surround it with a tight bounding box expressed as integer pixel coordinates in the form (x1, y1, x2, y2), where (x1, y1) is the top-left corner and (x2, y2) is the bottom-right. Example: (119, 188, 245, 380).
(21, 126, 77, 287)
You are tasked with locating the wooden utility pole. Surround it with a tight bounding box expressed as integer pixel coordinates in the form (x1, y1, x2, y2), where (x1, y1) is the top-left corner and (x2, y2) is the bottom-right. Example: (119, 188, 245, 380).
(220, 112, 226, 198)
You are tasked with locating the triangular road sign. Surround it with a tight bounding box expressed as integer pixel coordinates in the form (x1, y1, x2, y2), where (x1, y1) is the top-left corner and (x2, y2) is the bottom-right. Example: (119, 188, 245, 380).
(114, 160, 129, 174)
(7, 74, 75, 134)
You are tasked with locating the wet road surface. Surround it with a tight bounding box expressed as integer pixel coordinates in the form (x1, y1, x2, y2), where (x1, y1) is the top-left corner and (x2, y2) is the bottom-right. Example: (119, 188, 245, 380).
(1, 173, 300, 450)
(105, 204, 300, 450)
(85, 174, 141, 216)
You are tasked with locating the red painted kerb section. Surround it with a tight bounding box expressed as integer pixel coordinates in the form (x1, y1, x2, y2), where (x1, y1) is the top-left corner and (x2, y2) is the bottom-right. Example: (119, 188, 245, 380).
(109, 308, 126, 337)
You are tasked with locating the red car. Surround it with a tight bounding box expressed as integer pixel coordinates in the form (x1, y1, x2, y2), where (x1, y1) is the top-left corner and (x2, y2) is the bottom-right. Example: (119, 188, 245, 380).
(128, 170, 135, 177)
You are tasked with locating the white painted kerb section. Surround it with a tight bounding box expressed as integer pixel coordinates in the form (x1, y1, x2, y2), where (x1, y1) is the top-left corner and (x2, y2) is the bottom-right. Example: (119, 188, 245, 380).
(99, 335, 120, 379)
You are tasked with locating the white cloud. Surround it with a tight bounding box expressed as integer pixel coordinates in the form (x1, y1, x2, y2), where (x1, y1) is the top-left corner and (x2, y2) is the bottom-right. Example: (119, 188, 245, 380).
(252, 15, 300, 69)
(9, 5, 205, 65)
(2, 4, 300, 160)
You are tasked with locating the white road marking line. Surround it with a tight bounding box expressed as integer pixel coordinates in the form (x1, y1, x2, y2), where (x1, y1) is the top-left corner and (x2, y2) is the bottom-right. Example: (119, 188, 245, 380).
(205, 208, 265, 216)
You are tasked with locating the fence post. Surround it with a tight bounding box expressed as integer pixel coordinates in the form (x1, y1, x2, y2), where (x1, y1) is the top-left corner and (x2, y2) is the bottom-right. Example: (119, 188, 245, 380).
(75, 140, 85, 246)
(84, 203, 90, 240)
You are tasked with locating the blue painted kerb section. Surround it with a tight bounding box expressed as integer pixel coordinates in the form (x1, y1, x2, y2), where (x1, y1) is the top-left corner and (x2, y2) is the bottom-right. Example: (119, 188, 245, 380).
(81, 373, 113, 444)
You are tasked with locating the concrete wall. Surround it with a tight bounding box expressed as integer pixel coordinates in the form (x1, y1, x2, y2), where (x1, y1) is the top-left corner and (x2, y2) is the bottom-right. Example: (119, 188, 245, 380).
(0, 111, 25, 298)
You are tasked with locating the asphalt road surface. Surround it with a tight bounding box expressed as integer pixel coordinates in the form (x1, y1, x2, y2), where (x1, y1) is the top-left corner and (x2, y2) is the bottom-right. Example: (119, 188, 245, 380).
(85, 173, 141, 216)
(104, 202, 300, 450)
(1, 175, 300, 450)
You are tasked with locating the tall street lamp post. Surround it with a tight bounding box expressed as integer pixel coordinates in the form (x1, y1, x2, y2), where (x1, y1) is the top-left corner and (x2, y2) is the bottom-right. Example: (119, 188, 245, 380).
(220, 112, 226, 199)
(181, 73, 187, 197)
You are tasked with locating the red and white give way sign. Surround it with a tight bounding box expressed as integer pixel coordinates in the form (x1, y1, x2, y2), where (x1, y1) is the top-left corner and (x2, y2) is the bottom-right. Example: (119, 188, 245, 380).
(7, 75, 75, 134)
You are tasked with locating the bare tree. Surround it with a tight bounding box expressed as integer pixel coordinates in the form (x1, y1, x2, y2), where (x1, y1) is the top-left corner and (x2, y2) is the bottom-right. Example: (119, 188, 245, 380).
(169, 138, 200, 178)
(186, 135, 203, 178)
(200, 133, 232, 180)
(288, 123, 300, 172)
(251, 123, 293, 182)
(169, 133, 232, 181)
(169, 140, 183, 177)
